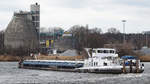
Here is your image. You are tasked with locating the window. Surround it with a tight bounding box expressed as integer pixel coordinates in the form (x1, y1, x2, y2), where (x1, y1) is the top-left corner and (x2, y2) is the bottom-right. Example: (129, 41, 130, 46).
(110, 50, 115, 53)
(36, 16, 39, 21)
(36, 11, 40, 14)
(32, 16, 36, 21)
(36, 22, 39, 27)
(33, 22, 35, 26)
(95, 62, 98, 66)
(31, 11, 39, 14)
(107, 57, 112, 60)
(97, 50, 103, 53)
(103, 50, 107, 53)
(104, 62, 107, 66)
(92, 50, 96, 53)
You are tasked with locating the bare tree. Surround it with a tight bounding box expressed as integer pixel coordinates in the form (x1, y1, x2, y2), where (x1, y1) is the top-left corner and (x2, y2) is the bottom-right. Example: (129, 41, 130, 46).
(90, 27, 102, 34)
(69, 25, 104, 51)
(107, 27, 120, 34)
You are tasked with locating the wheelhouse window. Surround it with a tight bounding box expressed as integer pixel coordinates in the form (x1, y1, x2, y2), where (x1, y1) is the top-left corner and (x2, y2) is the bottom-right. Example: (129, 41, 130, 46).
(104, 50, 109, 53)
(110, 50, 115, 53)
(97, 49, 115, 54)
(101, 56, 112, 60)
(94, 62, 98, 66)
(97, 50, 103, 53)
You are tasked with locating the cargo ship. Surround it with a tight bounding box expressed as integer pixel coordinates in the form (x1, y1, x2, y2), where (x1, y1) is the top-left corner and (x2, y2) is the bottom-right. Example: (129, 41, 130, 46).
(19, 48, 144, 73)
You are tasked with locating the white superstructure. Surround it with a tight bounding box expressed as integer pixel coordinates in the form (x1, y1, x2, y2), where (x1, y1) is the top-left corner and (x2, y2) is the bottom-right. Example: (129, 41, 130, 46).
(83, 48, 120, 67)
(77, 48, 144, 73)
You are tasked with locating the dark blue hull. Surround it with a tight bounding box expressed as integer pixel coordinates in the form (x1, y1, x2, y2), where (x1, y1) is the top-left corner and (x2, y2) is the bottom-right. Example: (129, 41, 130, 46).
(22, 60, 84, 69)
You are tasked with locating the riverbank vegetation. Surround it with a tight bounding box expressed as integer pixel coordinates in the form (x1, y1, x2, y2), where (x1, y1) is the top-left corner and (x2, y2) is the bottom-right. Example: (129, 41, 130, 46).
(139, 55, 150, 62)
(0, 55, 83, 61)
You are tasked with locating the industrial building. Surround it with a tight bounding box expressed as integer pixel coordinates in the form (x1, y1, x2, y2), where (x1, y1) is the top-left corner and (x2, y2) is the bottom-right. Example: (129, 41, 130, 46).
(4, 3, 40, 50)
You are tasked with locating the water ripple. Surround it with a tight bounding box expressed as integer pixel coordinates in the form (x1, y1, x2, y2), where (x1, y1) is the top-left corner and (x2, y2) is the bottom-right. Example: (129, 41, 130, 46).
(0, 62, 150, 84)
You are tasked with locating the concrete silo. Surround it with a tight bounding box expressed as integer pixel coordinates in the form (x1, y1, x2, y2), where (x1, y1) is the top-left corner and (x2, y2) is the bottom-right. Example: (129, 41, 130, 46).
(4, 11, 39, 50)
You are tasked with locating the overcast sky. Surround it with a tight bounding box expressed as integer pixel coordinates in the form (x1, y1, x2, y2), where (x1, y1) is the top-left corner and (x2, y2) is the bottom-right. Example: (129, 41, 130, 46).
(0, 0, 150, 33)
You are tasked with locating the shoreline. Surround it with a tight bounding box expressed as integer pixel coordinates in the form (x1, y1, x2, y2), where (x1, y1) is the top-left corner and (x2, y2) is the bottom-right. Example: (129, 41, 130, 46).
(0, 55, 84, 62)
(0, 55, 150, 62)
(139, 55, 150, 62)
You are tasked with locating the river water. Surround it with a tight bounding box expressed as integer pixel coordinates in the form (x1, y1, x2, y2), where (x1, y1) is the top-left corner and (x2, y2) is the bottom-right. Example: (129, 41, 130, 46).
(0, 62, 150, 84)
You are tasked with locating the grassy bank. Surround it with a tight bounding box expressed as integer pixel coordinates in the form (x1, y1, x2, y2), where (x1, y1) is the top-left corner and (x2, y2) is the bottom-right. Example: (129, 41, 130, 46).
(0, 55, 20, 61)
(139, 55, 150, 62)
(0, 55, 34, 61)
(0, 55, 84, 61)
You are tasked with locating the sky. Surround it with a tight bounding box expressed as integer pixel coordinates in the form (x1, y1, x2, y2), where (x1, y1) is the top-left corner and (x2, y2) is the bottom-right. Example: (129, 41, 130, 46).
(0, 0, 150, 33)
